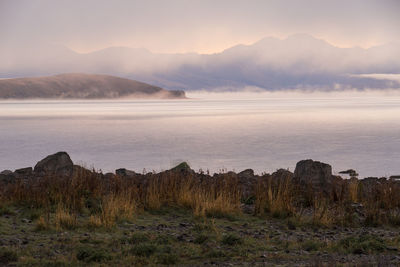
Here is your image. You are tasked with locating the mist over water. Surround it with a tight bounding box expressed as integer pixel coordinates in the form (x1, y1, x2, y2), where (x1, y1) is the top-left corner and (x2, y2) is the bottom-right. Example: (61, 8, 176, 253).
(1, 90, 400, 178)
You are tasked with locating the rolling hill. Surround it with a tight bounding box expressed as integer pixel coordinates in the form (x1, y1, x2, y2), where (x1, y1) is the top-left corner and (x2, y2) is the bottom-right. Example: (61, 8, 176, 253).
(0, 73, 186, 99)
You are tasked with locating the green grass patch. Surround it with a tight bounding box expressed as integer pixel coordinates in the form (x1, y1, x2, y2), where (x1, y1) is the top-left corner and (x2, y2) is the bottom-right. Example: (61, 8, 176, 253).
(301, 239, 324, 252)
(221, 234, 243, 246)
(335, 235, 388, 254)
(129, 244, 157, 257)
(207, 249, 226, 258)
(128, 232, 151, 244)
(157, 253, 179, 265)
(76, 246, 112, 262)
(0, 205, 15, 216)
(156, 234, 175, 245)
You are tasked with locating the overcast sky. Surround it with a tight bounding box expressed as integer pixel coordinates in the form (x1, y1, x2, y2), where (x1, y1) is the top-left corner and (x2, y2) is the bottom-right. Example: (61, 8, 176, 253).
(1, 0, 399, 54)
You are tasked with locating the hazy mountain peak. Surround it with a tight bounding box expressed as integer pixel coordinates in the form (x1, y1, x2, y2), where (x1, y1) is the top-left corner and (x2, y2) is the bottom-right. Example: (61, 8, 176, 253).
(1, 34, 399, 91)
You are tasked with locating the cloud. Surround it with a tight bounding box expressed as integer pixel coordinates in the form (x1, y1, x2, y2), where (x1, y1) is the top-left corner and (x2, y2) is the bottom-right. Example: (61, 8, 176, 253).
(1, 0, 399, 91)
(0, 34, 399, 91)
(0, 0, 399, 53)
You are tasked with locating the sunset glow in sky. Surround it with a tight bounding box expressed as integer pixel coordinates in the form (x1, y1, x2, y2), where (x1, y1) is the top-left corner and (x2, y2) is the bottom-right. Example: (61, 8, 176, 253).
(1, 0, 399, 54)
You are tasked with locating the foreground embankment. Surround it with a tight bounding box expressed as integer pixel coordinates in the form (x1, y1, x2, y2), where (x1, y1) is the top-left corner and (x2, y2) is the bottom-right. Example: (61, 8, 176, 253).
(1, 152, 400, 266)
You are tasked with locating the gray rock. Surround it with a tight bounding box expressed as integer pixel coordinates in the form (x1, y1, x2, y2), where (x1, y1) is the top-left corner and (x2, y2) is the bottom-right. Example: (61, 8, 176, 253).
(169, 162, 194, 175)
(238, 169, 254, 179)
(116, 168, 138, 177)
(390, 175, 400, 180)
(1, 170, 13, 175)
(294, 159, 333, 193)
(34, 152, 73, 176)
(339, 169, 359, 177)
(72, 165, 92, 177)
(14, 167, 33, 178)
(0, 170, 15, 184)
(0, 175, 12, 184)
(272, 169, 294, 180)
(238, 169, 257, 200)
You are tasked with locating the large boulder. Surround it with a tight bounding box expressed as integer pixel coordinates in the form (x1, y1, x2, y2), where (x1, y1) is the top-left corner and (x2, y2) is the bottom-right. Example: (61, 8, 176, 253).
(294, 159, 333, 194)
(169, 162, 194, 175)
(116, 168, 138, 177)
(34, 152, 74, 176)
(238, 169, 258, 200)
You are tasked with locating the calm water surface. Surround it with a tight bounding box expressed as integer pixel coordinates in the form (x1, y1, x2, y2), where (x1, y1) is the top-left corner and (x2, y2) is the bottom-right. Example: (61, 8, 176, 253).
(1, 92, 399, 177)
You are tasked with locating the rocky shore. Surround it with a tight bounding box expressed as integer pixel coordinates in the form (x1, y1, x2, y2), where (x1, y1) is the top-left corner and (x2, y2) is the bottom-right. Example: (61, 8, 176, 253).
(1, 152, 400, 266)
(1, 151, 399, 206)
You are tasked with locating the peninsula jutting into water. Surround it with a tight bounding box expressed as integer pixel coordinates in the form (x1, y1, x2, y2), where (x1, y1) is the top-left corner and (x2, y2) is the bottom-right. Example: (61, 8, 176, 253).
(0, 73, 186, 99)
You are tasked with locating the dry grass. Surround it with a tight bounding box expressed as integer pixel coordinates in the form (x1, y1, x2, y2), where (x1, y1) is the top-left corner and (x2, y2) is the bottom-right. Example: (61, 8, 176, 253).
(87, 215, 103, 228)
(253, 172, 400, 227)
(35, 216, 50, 231)
(99, 193, 136, 228)
(255, 175, 296, 218)
(55, 204, 77, 230)
(311, 198, 333, 226)
(143, 172, 241, 217)
(348, 178, 359, 203)
(2, 165, 400, 228)
(0, 166, 241, 229)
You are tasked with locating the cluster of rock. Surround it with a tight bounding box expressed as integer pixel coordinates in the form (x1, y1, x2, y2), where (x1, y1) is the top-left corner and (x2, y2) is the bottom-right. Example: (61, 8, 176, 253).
(1, 152, 399, 201)
(0, 152, 81, 183)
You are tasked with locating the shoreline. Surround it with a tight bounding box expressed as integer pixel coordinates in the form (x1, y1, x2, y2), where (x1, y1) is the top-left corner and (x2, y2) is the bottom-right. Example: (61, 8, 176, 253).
(1, 152, 400, 265)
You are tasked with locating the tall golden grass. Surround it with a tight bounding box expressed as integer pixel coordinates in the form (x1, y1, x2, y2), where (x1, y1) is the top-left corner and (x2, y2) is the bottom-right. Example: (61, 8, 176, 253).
(254, 175, 297, 218)
(254, 173, 400, 227)
(143, 172, 240, 217)
(0, 167, 241, 228)
(1, 166, 400, 228)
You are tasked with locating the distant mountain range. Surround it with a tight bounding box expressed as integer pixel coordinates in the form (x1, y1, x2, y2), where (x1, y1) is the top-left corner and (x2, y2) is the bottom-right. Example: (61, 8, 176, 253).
(0, 73, 185, 99)
(1, 34, 399, 91)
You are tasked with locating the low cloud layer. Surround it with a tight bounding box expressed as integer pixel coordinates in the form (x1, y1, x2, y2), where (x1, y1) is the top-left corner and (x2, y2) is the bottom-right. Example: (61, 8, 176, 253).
(2, 34, 399, 91)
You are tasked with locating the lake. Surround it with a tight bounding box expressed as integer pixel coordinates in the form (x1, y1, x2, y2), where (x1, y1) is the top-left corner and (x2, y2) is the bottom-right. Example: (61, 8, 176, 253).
(1, 91, 399, 178)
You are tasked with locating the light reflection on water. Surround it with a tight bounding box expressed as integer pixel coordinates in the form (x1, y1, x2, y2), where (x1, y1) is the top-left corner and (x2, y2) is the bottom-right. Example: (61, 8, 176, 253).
(0, 92, 399, 178)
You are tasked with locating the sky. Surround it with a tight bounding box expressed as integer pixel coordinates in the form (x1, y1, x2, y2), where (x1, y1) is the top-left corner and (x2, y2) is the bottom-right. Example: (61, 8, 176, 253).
(1, 0, 399, 54)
